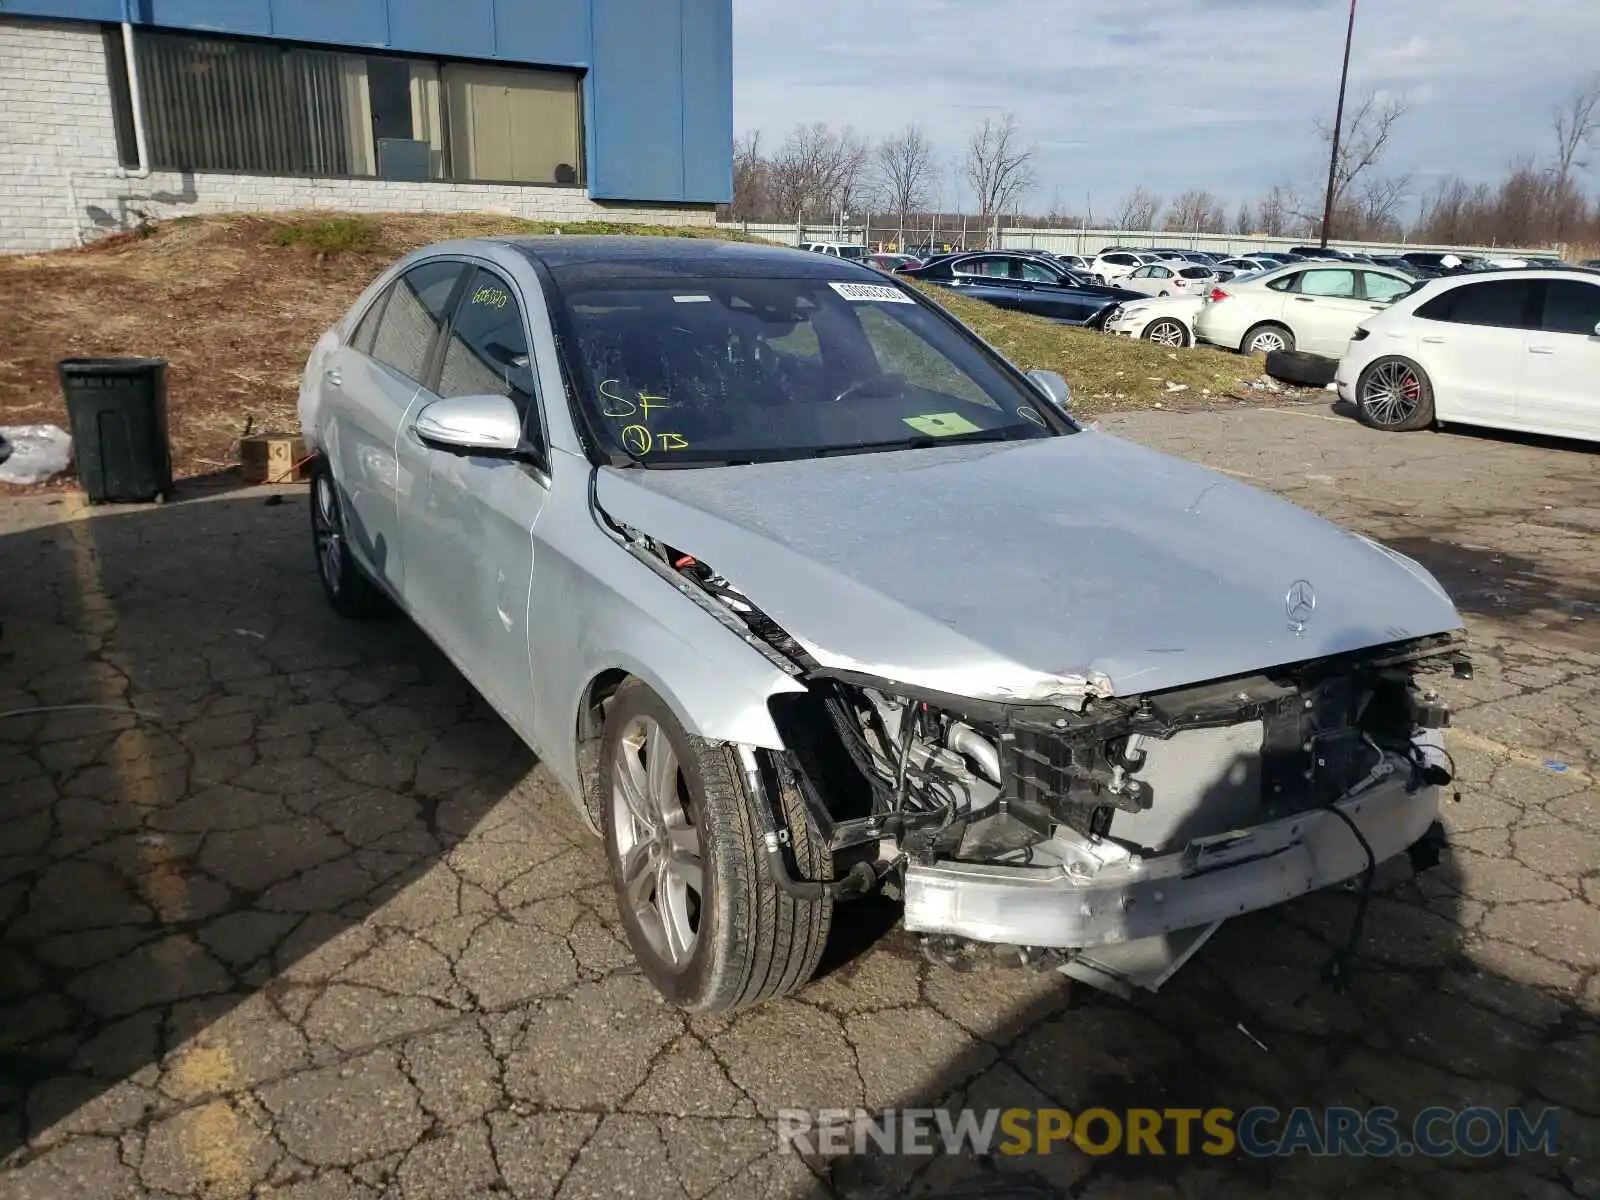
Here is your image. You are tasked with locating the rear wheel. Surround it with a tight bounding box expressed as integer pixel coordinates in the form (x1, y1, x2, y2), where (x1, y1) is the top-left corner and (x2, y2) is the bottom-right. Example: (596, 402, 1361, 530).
(1242, 323, 1294, 355)
(600, 679, 832, 1012)
(1143, 318, 1190, 348)
(309, 458, 389, 618)
(1357, 357, 1435, 431)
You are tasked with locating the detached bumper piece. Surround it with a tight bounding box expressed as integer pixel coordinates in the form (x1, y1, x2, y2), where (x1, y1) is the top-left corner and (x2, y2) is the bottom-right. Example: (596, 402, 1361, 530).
(902, 769, 1440, 962)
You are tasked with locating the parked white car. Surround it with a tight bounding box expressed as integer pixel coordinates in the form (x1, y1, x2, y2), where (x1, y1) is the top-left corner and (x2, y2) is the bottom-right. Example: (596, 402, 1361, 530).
(1195, 262, 1417, 356)
(1103, 295, 1203, 347)
(1120, 262, 1219, 298)
(1051, 253, 1093, 272)
(801, 242, 868, 261)
(1090, 250, 1157, 282)
(1337, 269, 1600, 442)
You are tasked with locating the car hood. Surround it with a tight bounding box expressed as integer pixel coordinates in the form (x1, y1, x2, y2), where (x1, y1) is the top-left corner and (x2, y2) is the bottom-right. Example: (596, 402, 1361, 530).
(593, 434, 1463, 704)
(1116, 296, 1204, 318)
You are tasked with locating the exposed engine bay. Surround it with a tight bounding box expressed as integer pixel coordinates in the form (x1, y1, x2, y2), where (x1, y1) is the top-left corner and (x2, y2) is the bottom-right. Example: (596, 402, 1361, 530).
(615, 521, 1466, 994)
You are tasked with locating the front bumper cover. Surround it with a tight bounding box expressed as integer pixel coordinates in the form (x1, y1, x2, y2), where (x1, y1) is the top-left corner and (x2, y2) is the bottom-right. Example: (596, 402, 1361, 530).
(902, 773, 1439, 950)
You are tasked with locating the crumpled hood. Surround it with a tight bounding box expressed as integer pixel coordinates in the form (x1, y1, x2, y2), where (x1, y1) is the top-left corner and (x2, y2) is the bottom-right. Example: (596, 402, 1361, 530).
(594, 432, 1464, 701)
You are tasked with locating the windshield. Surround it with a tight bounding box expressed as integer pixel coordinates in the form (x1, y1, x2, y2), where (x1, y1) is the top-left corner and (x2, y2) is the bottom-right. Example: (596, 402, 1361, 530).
(551, 276, 1068, 466)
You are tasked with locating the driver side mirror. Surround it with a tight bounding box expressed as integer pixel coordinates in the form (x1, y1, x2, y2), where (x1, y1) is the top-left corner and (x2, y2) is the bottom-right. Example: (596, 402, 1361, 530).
(1026, 369, 1073, 412)
(411, 394, 524, 457)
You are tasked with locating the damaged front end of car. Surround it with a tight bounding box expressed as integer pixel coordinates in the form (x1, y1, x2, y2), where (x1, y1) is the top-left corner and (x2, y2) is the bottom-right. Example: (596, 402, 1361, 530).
(612, 519, 1468, 996)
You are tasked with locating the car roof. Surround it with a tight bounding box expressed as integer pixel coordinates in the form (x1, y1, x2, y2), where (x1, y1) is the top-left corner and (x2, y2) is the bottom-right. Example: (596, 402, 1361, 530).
(502, 236, 885, 282)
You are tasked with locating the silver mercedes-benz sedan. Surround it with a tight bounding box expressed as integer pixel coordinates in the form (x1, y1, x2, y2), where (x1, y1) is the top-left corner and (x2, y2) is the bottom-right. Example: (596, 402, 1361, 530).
(297, 237, 1467, 1011)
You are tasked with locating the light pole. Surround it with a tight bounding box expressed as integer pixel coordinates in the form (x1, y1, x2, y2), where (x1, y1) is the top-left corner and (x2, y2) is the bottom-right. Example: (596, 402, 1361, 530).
(1319, 0, 1359, 249)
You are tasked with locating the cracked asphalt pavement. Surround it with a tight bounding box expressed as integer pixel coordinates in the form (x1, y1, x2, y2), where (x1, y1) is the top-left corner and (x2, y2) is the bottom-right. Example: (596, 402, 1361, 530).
(1, 403, 1596, 1199)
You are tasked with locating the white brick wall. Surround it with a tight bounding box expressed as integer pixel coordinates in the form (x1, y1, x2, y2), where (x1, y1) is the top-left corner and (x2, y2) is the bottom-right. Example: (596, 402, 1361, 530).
(0, 16, 713, 255)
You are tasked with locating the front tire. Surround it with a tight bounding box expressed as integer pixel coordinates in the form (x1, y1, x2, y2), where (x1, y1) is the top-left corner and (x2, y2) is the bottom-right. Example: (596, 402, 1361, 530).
(1357, 357, 1435, 431)
(600, 679, 832, 1012)
(1242, 323, 1294, 355)
(1143, 318, 1190, 348)
(309, 458, 389, 618)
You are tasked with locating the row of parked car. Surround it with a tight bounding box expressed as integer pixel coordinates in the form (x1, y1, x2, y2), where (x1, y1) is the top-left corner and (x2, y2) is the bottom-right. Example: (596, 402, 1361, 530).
(797, 241, 1598, 444)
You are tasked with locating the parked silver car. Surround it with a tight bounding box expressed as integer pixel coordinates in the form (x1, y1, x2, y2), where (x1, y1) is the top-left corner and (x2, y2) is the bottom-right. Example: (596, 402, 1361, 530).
(298, 237, 1467, 1010)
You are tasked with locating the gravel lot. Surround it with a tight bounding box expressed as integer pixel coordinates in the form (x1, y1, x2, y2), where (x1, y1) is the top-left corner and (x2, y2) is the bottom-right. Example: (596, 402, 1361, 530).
(1, 402, 1595, 1199)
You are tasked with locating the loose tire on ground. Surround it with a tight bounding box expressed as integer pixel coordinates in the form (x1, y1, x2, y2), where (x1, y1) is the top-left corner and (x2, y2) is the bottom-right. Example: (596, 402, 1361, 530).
(1242, 323, 1295, 355)
(1264, 349, 1338, 388)
(1356, 356, 1436, 432)
(309, 457, 391, 619)
(599, 679, 832, 1012)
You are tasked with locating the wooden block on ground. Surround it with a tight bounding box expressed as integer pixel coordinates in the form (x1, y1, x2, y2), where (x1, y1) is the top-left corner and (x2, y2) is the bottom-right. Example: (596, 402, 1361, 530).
(240, 434, 309, 484)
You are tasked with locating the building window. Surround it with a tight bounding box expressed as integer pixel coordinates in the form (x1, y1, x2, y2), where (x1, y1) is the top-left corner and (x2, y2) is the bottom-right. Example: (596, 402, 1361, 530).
(107, 28, 583, 186)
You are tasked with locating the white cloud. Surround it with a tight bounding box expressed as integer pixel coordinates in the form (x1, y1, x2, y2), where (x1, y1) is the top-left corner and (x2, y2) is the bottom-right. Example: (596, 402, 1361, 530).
(734, 0, 1600, 210)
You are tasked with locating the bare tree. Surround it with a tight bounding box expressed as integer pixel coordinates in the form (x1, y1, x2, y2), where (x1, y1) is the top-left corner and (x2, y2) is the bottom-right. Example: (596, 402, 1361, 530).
(729, 130, 766, 222)
(1163, 189, 1226, 234)
(1552, 71, 1600, 185)
(768, 123, 869, 226)
(1233, 203, 1255, 235)
(1356, 173, 1413, 237)
(1114, 186, 1162, 231)
(965, 114, 1037, 241)
(874, 124, 937, 247)
(1254, 185, 1292, 237)
(1312, 90, 1410, 226)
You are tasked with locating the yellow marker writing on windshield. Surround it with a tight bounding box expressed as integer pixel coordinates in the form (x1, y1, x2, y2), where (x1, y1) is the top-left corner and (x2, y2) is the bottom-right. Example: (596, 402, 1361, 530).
(658, 433, 689, 450)
(599, 379, 637, 418)
(620, 425, 653, 455)
(638, 393, 672, 418)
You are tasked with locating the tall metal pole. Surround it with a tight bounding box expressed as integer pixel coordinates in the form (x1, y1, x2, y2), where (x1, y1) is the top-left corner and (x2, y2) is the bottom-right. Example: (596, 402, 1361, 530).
(1319, 0, 1359, 249)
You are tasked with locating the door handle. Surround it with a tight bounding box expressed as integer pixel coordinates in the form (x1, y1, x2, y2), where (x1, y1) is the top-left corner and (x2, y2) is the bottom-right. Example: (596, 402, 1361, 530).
(1293, 297, 1316, 303)
(1528, 345, 1556, 355)
(324, 369, 343, 388)
(1421, 336, 1446, 345)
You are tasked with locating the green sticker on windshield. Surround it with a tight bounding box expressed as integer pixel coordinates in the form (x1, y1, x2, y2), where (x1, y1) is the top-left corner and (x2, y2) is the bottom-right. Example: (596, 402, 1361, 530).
(903, 412, 981, 437)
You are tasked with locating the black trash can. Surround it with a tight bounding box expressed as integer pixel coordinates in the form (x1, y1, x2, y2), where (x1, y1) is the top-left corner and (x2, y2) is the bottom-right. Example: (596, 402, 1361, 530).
(58, 357, 173, 503)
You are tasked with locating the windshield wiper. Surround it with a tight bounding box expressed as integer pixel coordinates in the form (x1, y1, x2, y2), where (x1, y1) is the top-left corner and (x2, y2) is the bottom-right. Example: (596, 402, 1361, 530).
(809, 428, 1025, 457)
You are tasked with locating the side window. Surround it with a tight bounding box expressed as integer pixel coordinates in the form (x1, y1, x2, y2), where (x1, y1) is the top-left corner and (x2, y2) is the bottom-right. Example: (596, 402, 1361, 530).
(1361, 273, 1414, 303)
(351, 290, 389, 355)
(1108, 254, 1133, 267)
(370, 261, 466, 383)
(1152, 267, 1172, 279)
(437, 268, 538, 423)
(1540, 279, 1600, 335)
(1299, 270, 1359, 299)
(1018, 260, 1058, 283)
(1422, 280, 1536, 329)
(1267, 271, 1302, 293)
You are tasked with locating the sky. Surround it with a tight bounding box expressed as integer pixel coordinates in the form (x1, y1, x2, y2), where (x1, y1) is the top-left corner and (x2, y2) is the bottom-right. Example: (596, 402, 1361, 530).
(733, 0, 1600, 219)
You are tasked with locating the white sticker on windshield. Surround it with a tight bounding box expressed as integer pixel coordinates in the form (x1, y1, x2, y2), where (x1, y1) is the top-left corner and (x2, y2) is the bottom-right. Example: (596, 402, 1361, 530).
(828, 281, 914, 304)
(673, 294, 713, 303)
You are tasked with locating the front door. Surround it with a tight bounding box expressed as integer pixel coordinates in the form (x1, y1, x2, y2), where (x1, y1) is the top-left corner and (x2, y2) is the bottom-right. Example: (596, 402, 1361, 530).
(397, 266, 551, 735)
(1519, 277, 1600, 439)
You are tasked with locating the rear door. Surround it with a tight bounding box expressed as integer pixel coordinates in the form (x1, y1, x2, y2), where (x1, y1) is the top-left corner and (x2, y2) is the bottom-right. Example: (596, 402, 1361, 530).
(1519, 277, 1600, 439)
(1283, 267, 1368, 355)
(327, 259, 466, 598)
(396, 265, 551, 729)
(1412, 278, 1536, 427)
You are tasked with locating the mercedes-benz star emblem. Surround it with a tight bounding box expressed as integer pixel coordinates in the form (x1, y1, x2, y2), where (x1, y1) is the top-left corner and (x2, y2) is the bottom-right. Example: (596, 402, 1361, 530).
(1286, 579, 1317, 635)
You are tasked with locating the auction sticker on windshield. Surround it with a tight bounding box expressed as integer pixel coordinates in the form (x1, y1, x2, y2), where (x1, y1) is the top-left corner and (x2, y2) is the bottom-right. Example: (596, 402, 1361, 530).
(903, 412, 982, 436)
(829, 282, 915, 303)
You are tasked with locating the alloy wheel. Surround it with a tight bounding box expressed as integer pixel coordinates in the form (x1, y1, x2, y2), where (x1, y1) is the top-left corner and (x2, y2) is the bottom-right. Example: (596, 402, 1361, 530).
(1249, 329, 1287, 354)
(611, 715, 704, 966)
(1361, 360, 1423, 427)
(312, 474, 343, 594)
(1147, 319, 1187, 348)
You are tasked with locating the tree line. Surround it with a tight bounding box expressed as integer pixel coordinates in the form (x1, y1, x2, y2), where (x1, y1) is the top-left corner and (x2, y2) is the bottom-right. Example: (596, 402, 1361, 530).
(724, 73, 1600, 253)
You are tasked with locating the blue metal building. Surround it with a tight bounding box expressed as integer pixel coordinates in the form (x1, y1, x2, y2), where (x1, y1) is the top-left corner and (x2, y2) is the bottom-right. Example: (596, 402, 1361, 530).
(0, 0, 733, 205)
